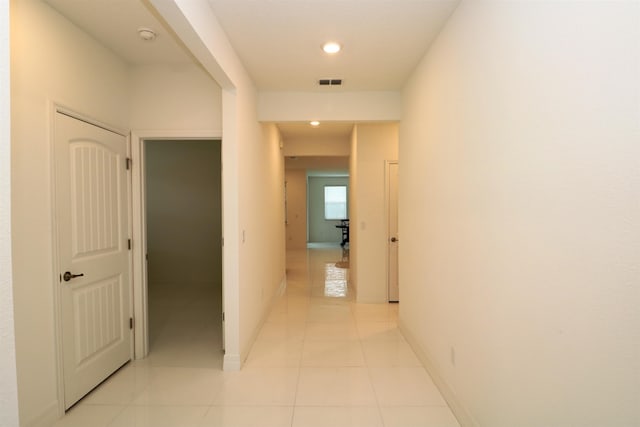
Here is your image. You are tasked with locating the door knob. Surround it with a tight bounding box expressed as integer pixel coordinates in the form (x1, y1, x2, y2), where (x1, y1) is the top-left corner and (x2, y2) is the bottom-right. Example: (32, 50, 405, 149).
(63, 271, 84, 282)
(390, 237, 398, 242)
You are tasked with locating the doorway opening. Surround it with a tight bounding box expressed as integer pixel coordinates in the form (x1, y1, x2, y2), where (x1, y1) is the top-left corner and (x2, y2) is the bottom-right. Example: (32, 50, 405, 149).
(143, 139, 223, 368)
(307, 173, 349, 246)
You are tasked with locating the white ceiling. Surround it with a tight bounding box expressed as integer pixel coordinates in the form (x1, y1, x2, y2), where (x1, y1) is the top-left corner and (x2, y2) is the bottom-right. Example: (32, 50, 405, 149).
(42, 0, 458, 141)
(44, 0, 193, 64)
(207, 0, 459, 91)
(44, 0, 458, 91)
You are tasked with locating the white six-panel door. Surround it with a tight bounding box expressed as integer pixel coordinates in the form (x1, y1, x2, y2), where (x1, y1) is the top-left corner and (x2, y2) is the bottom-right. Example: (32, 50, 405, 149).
(54, 112, 131, 409)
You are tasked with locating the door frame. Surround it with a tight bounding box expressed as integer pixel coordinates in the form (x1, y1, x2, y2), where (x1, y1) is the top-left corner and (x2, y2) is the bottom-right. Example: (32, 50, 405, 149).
(130, 130, 223, 360)
(50, 104, 132, 417)
(384, 160, 399, 302)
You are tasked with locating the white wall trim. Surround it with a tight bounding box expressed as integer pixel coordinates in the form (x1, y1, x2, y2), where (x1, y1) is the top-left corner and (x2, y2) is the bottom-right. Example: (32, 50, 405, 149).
(55, 106, 127, 137)
(277, 275, 287, 297)
(130, 130, 223, 361)
(48, 102, 65, 420)
(384, 160, 398, 303)
(220, 89, 241, 372)
(399, 318, 478, 427)
(222, 354, 241, 371)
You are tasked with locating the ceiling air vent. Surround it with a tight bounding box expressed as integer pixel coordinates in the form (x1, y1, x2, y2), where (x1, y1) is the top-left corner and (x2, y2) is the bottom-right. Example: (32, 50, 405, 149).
(318, 79, 343, 86)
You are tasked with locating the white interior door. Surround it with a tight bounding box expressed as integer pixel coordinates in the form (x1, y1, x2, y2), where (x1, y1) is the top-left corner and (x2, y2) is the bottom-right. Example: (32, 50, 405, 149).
(55, 112, 132, 409)
(387, 162, 399, 302)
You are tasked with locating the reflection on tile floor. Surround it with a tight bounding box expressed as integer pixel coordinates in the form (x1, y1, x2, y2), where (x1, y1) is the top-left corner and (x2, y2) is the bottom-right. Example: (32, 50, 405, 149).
(323, 262, 349, 297)
(54, 246, 459, 427)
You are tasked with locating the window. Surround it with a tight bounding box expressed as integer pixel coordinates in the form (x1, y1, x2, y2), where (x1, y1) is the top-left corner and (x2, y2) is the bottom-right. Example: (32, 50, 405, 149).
(324, 185, 347, 220)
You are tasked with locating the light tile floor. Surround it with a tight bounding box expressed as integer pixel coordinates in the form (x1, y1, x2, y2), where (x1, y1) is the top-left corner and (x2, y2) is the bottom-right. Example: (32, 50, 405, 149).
(54, 246, 459, 427)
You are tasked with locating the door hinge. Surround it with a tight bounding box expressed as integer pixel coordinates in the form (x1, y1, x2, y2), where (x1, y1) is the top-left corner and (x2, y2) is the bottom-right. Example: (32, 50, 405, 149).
(222, 312, 225, 322)
(128, 239, 131, 250)
(126, 157, 131, 170)
(129, 317, 134, 330)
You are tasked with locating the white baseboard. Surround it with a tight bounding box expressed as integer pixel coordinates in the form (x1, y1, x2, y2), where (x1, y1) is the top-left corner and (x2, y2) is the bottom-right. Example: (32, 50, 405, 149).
(223, 353, 241, 371)
(276, 276, 287, 297)
(398, 319, 479, 427)
(23, 400, 60, 427)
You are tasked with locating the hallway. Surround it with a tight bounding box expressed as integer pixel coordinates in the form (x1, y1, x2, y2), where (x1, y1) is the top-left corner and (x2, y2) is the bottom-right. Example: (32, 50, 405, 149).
(52, 246, 458, 427)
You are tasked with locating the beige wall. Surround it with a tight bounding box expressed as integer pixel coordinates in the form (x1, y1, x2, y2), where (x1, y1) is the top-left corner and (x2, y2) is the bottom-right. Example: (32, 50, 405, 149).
(400, 2, 640, 426)
(129, 64, 222, 131)
(350, 123, 398, 303)
(285, 156, 349, 171)
(285, 169, 307, 249)
(284, 137, 350, 157)
(238, 122, 286, 361)
(258, 91, 402, 122)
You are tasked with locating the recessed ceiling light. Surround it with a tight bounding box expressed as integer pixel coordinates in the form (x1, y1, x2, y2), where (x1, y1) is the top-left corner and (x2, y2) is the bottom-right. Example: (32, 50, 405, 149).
(310, 121, 320, 127)
(322, 42, 341, 54)
(137, 27, 157, 41)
